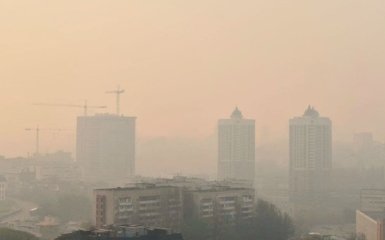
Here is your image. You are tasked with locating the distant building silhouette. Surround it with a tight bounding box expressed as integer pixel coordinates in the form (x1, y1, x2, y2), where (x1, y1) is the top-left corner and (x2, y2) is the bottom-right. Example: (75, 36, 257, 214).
(354, 132, 374, 151)
(0, 175, 6, 201)
(360, 189, 385, 212)
(34, 151, 80, 182)
(76, 114, 136, 183)
(356, 210, 385, 240)
(218, 107, 255, 183)
(289, 106, 332, 203)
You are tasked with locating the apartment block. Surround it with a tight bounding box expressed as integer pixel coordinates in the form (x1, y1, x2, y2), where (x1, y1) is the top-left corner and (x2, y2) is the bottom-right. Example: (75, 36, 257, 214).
(184, 186, 255, 226)
(93, 185, 183, 231)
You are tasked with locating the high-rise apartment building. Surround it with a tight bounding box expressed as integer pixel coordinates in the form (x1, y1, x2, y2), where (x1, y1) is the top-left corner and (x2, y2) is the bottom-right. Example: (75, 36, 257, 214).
(289, 106, 332, 203)
(218, 107, 255, 183)
(76, 114, 136, 182)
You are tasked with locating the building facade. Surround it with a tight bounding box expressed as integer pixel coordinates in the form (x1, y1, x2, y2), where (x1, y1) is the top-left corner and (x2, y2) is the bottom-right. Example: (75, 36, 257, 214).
(93, 185, 183, 231)
(76, 114, 136, 182)
(356, 210, 385, 240)
(360, 189, 385, 212)
(184, 186, 255, 226)
(289, 106, 332, 203)
(218, 107, 255, 183)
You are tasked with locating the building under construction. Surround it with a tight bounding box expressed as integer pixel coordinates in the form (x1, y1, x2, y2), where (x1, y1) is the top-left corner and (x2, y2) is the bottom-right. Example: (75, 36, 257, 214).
(76, 114, 136, 183)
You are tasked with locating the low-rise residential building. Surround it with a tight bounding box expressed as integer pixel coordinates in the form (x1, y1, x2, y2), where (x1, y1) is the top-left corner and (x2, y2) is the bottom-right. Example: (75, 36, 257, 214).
(93, 177, 257, 237)
(93, 185, 183, 230)
(184, 186, 255, 226)
(134, 176, 256, 225)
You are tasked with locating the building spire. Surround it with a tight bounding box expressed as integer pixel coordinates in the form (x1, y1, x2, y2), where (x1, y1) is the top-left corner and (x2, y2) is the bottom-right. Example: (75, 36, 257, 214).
(231, 106, 243, 119)
(303, 105, 319, 117)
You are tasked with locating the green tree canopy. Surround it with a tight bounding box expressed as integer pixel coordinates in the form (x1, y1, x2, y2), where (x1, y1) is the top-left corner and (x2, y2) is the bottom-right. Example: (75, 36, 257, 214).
(182, 218, 210, 240)
(182, 199, 295, 240)
(253, 199, 295, 240)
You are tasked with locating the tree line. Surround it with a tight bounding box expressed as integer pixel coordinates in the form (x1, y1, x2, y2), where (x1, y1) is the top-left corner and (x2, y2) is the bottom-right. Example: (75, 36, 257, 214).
(182, 199, 295, 240)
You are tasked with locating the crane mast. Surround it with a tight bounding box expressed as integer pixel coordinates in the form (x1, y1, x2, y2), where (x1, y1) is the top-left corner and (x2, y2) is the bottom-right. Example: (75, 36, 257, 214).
(25, 126, 40, 156)
(106, 86, 125, 115)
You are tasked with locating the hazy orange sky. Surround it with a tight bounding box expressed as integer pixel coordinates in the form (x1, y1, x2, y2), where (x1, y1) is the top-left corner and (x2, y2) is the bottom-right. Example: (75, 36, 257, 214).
(1, 0, 385, 158)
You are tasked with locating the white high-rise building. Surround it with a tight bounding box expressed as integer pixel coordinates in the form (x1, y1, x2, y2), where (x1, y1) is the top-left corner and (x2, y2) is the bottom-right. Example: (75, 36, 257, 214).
(289, 106, 332, 203)
(76, 114, 136, 183)
(218, 107, 255, 183)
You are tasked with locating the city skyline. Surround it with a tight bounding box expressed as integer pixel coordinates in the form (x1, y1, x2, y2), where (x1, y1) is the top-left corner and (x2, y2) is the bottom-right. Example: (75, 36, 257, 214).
(2, 1, 385, 158)
(1, 102, 382, 156)
(2, 1, 385, 239)
(0, 103, 382, 178)
(0, 103, 383, 177)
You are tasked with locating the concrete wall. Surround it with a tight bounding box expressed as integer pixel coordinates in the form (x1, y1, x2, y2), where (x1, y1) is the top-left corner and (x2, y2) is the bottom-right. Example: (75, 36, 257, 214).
(356, 210, 380, 240)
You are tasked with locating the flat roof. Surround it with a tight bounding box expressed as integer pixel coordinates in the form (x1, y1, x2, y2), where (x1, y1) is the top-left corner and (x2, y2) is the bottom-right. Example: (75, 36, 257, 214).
(95, 185, 178, 191)
(189, 187, 254, 193)
(359, 210, 385, 220)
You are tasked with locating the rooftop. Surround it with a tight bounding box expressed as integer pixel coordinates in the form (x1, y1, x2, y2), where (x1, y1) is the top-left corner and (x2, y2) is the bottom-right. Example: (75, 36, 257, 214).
(359, 210, 385, 221)
(95, 184, 178, 192)
(230, 107, 243, 119)
(303, 105, 320, 117)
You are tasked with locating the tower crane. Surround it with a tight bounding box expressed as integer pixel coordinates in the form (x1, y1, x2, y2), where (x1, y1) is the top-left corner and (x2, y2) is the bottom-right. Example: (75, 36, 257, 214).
(25, 126, 40, 156)
(106, 86, 125, 115)
(25, 126, 68, 156)
(33, 101, 107, 116)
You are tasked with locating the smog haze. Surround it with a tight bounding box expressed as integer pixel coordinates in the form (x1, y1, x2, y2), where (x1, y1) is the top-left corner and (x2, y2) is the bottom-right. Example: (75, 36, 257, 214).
(1, 0, 385, 175)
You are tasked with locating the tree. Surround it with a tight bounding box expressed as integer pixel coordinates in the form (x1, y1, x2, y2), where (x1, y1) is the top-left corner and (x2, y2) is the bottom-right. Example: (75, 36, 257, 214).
(0, 228, 40, 240)
(182, 200, 295, 240)
(182, 218, 210, 240)
(254, 199, 295, 240)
